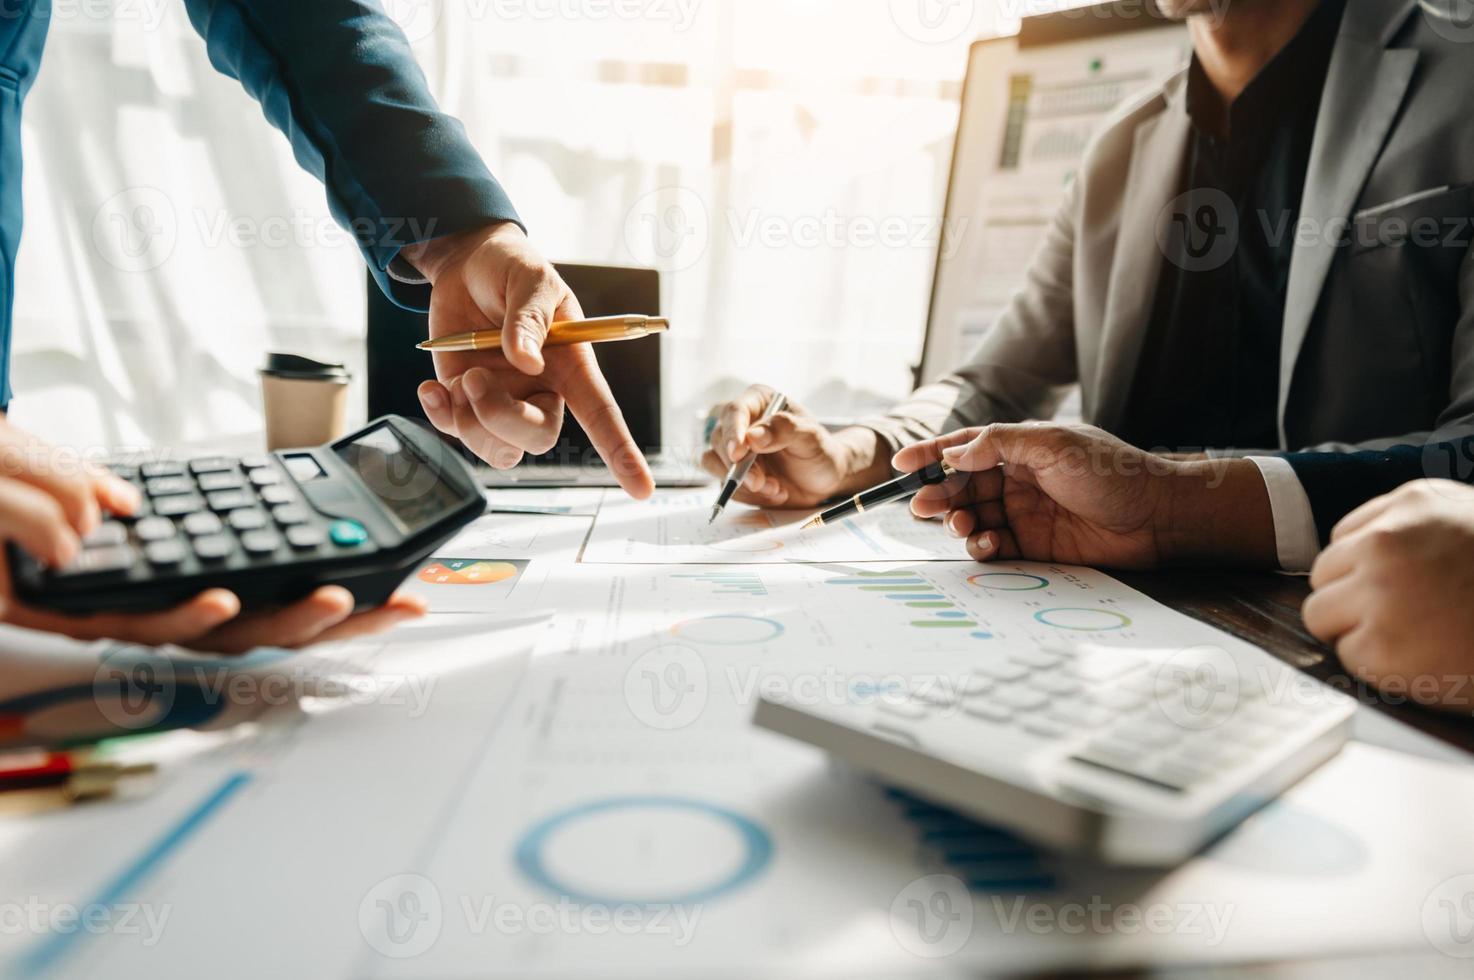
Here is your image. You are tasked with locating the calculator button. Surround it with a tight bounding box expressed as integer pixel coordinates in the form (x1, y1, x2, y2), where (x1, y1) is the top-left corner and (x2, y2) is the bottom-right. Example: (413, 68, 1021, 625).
(189, 457, 234, 474)
(992, 686, 1050, 711)
(1047, 702, 1117, 729)
(239, 454, 271, 470)
(153, 495, 204, 518)
(1009, 649, 1066, 670)
(959, 675, 995, 697)
(144, 540, 187, 568)
(973, 660, 1031, 683)
(1064, 652, 1145, 683)
(197, 471, 244, 492)
(58, 545, 135, 577)
(109, 463, 139, 481)
(228, 509, 268, 532)
(286, 526, 326, 550)
(145, 476, 193, 498)
(207, 490, 253, 512)
(182, 512, 223, 536)
(963, 701, 1014, 723)
(329, 520, 369, 547)
(114, 498, 150, 521)
(272, 505, 309, 526)
(84, 522, 129, 548)
(1088, 687, 1147, 712)
(259, 484, 295, 506)
(134, 517, 177, 542)
(1028, 674, 1083, 698)
(247, 468, 281, 487)
(140, 461, 184, 479)
(909, 684, 957, 708)
(192, 535, 232, 561)
(1020, 717, 1073, 740)
(240, 530, 281, 556)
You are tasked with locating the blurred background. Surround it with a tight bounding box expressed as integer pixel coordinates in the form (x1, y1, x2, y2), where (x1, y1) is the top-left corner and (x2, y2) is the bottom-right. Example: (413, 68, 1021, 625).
(9, 0, 1089, 453)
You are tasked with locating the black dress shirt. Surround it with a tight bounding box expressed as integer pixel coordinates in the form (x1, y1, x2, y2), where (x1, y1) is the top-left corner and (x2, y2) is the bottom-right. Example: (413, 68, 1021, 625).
(1118, 0, 1347, 453)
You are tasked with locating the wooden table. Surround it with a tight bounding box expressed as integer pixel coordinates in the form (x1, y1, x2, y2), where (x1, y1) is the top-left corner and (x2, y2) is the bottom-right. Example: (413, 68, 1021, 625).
(1119, 569, 1474, 756)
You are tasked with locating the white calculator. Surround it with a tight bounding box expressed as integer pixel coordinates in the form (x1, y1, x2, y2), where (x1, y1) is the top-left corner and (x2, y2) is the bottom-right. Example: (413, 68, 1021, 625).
(753, 641, 1355, 865)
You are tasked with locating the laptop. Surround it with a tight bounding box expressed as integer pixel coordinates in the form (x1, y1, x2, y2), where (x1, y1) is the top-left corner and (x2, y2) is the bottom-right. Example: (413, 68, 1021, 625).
(367, 263, 707, 487)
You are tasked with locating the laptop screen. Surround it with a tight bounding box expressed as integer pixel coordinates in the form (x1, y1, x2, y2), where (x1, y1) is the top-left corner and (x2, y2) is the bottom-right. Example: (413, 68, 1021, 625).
(367, 264, 663, 464)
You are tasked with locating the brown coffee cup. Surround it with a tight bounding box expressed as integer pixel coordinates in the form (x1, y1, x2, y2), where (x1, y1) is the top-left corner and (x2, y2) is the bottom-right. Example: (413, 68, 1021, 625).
(259, 353, 351, 451)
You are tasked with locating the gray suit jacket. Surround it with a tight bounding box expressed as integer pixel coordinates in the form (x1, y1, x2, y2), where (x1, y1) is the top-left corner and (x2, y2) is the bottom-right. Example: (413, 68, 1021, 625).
(868, 0, 1474, 455)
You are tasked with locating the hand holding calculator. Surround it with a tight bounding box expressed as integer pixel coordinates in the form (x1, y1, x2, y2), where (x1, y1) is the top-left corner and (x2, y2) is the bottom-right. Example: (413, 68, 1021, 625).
(8, 417, 485, 615)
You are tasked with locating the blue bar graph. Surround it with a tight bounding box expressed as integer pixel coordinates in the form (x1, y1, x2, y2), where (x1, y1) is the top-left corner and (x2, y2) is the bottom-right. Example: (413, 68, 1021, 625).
(674, 571, 768, 596)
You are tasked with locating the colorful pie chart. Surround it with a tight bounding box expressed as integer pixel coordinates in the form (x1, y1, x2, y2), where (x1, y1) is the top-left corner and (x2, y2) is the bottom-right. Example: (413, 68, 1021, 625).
(417, 560, 521, 586)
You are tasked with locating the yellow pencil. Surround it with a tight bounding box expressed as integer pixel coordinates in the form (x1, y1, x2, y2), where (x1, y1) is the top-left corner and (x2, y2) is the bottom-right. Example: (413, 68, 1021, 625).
(416, 315, 669, 353)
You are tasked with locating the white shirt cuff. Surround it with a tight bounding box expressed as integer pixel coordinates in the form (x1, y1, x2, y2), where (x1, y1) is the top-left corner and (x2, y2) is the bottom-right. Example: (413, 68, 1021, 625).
(387, 254, 429, 286)
(1247, 456, 1320, 573)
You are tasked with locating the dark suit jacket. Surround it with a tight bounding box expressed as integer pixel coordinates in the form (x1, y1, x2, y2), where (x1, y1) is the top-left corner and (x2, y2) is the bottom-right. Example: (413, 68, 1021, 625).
(1285, 437, 1474, 542)
(874, 0, 1474, 458)
(0, 0, 518, 405)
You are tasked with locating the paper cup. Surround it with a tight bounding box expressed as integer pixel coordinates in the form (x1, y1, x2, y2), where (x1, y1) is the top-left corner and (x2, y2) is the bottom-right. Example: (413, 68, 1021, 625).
(259, 353, 351, 451)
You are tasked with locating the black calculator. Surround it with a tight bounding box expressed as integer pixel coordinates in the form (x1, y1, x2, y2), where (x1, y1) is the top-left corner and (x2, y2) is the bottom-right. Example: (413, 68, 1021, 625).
(9, 416, 486, 615)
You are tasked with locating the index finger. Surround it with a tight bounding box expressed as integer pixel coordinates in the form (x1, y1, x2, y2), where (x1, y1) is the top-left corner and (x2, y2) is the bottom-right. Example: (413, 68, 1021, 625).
(892, 428, 983, 474)
(560, 347, 655, 499)
(713, 385, 777, 464)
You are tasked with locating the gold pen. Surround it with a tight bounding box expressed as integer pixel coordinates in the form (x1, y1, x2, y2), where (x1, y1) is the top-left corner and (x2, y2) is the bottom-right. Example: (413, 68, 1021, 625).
(416, 315, 669, 353)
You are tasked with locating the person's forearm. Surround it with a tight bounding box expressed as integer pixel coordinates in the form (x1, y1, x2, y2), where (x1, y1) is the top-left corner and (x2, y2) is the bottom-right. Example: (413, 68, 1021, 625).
(184, 0, 521, 310)
(1160, 458, 1279, 568)
(834, 427, 897, 495)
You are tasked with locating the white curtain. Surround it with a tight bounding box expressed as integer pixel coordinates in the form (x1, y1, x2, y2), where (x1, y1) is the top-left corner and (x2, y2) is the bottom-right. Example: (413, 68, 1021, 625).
(11, 0, 1048, 454)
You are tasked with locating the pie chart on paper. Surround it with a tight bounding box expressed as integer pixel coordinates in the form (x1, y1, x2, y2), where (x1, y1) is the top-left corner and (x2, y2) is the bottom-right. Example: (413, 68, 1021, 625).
(406, 558, 530, 611)
(417, 560, 521, 586)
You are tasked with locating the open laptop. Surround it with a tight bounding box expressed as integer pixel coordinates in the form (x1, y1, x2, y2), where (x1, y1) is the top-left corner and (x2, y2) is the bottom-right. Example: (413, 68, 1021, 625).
(367, 263, 706, 487)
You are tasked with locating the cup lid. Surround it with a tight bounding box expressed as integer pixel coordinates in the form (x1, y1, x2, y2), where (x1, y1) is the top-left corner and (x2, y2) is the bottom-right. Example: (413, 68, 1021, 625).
(259, 353, 351, 382)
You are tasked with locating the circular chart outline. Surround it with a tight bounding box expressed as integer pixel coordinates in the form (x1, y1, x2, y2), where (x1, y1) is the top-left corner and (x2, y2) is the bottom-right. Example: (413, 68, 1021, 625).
(1033, 607, 1132, 632)
(669, 614, 785, 646)
(515, 796, 774, 906)
(968, 572, 1049, 592)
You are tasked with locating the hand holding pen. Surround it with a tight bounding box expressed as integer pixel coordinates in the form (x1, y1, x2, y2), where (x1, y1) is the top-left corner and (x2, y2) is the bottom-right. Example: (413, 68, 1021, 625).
(893, 424, 1182, 569)
(701, 386, 896, 511)
(710, 393, 788, 522)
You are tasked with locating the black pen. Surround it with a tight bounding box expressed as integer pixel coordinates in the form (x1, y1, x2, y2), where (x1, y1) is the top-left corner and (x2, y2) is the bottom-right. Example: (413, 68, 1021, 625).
(800, 461, 956, 529)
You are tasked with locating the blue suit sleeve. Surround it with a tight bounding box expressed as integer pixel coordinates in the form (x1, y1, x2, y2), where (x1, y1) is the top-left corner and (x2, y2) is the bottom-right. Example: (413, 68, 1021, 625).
(1284, 438, 1474, 543)
(182, 0, 520, 310)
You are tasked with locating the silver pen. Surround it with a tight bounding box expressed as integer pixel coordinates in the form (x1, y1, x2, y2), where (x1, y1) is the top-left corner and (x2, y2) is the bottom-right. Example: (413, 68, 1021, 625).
(709, 393, 788, 524)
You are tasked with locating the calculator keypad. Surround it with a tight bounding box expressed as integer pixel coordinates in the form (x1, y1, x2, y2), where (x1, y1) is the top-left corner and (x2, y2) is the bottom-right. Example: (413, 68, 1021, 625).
(53, 455, 371, 582)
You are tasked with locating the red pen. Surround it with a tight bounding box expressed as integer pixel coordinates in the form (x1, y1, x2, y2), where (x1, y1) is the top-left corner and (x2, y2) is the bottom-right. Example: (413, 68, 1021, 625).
(0, 751, 78, 791)
(0, 751, 155, 799)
